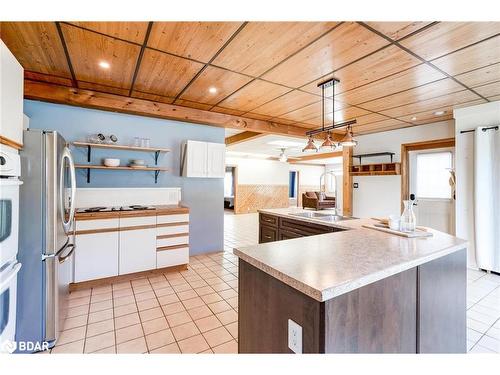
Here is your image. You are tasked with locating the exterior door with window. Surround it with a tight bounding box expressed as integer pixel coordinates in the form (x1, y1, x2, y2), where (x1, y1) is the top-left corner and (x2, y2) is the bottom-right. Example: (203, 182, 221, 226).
(409, 148, 455, 234)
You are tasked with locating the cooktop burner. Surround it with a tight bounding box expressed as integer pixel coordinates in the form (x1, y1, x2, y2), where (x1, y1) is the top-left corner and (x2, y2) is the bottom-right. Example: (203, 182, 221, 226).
(77, 205, 155, 213)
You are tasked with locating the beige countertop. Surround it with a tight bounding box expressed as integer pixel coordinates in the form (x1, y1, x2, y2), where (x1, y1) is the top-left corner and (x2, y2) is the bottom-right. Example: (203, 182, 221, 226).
(234, 208, 467, 302)
(74, 204, 189, 220)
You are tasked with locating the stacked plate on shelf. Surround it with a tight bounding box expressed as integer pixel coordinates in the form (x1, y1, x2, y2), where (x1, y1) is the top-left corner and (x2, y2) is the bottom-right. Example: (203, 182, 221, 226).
(129, 159, 146, 168)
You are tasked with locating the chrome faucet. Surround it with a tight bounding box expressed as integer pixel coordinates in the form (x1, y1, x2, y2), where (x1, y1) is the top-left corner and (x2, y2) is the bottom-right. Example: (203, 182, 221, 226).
(319, 171, 338, 215)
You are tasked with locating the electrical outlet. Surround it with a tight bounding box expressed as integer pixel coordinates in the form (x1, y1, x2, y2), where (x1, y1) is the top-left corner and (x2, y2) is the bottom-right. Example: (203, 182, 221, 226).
(288, 319, 302, 354)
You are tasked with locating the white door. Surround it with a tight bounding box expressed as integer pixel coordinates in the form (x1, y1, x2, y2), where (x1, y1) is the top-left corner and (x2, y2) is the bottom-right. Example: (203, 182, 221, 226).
(409, 148, 455, 234)
(186, 140, 208, 177)
(74, 232, 119, 282)
(119, 228, 157, 275)
(206, 142, 225, 178)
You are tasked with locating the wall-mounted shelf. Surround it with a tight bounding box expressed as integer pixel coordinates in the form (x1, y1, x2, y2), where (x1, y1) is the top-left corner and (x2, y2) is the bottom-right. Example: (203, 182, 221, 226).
(350, 162, 401, 176)
(353, 152, 395, 164)
(72, 142, 170, 165)
(75, 164, 169, 184)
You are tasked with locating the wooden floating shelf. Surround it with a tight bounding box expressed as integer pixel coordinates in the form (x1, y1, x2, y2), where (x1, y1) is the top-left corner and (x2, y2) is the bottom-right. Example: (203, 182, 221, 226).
(75, 164, 169, 183)
(72, 141, 170, 153)
(75, 165, 168, 171)
(350, 162, 401, 176)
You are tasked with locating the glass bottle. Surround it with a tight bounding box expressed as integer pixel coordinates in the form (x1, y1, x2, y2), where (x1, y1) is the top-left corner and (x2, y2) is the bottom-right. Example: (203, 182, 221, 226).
(400, 200, 416, 232)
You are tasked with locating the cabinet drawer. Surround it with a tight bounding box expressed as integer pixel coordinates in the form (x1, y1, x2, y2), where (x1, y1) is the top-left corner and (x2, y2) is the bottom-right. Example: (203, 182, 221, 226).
(259, 225, 278, 243)
(157, 214, 189, 224)
(157, 247, 189, 268)
(279, 230, 303, 241)
(259, 213, 278, 227)
(157, 235, 189, 248)
(76, 218, 119, 232)
(157, 224, 189, 236)
(279, 217, 333, 236)
(120, 216, 156, 228)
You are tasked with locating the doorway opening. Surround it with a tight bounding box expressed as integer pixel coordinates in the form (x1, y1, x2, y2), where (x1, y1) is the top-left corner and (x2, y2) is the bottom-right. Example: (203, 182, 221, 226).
(289, 170, 299, 207)
(224, 166, 237, 213)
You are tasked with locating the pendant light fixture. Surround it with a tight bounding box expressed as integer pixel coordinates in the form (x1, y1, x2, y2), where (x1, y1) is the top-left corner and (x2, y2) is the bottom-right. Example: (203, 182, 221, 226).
(320, 132, 336, 150)
(340, 125, 358, 147)
(303, 78, 358, 151)
(302, 135, 318, 152)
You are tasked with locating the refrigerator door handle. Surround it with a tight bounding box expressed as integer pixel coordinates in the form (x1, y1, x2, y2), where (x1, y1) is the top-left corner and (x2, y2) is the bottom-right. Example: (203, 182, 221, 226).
(59, 146, 76, 233)
(0, 263, 22, 294)
(58, 243, 75, 264)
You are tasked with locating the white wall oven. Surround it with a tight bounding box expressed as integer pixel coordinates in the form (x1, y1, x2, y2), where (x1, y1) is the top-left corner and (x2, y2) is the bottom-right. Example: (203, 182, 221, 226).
(0, 147, 22, 353)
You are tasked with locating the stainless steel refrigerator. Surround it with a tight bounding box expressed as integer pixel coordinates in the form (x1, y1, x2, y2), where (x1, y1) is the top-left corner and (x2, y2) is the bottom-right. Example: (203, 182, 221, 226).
(17, 129, 76, 352)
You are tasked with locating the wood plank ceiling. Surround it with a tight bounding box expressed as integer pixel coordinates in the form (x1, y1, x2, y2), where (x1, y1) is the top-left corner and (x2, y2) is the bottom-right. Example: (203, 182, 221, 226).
(1, 21, 499, 135)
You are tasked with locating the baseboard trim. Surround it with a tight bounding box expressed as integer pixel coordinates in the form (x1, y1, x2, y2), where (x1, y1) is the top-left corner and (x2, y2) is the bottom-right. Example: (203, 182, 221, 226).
(69, 263, 189, 291)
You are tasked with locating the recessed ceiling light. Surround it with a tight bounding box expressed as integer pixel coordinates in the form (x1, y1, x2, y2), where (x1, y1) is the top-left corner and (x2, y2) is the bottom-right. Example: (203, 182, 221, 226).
(208, 87, 217, 94)
(433, 110, 446, 116)
(411, 116, 417, 121)
(98, 61, 110, 69)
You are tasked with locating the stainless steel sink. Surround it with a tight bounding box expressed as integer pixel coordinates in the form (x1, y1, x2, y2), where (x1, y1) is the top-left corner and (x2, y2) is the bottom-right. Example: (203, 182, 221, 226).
(289, 212, 353, 222)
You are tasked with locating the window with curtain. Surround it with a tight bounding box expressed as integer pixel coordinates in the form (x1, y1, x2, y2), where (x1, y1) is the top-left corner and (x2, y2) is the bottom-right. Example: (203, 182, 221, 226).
(416, 151, 452, 199)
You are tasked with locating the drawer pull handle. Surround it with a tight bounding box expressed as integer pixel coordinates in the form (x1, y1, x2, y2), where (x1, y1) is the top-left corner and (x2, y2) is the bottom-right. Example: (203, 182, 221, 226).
(264, 235, 272, 239)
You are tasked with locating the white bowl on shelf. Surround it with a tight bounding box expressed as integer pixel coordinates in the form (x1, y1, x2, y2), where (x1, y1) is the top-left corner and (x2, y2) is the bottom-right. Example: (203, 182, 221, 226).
(103, 158, 120, 167)
(131, 159, 145, 166)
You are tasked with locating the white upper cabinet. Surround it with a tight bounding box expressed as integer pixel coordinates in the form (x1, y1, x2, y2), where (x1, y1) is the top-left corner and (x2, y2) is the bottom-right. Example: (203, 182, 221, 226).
(184, 140, 208, 177)
(182, 140, 225, 178)
(0, 40, 24, 147)
(206, 142, 226, 178)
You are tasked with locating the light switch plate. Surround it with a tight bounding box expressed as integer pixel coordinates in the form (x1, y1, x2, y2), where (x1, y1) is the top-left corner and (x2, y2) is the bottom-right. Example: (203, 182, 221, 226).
(288, 319, 302, 354)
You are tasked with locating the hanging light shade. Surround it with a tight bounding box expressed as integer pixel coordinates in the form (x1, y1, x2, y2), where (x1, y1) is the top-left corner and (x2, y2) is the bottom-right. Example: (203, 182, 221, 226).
(340, 125, 358, 147)
(320, 132, 336, 150)
(302, 135, 318, 152)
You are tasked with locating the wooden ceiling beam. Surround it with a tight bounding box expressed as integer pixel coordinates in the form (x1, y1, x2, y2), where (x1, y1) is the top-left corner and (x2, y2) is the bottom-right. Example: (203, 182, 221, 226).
(225, 131, 265, 145)
(24, 80, 312, 137)
(288, 150, 343, 163)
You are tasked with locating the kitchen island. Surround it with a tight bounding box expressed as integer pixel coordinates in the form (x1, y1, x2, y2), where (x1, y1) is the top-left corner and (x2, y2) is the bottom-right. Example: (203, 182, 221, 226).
(234, 208, 467, 354)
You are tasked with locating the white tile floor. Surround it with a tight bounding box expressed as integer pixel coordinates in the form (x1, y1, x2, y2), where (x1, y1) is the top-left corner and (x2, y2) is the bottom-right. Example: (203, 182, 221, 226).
(48, 211, 500, 353)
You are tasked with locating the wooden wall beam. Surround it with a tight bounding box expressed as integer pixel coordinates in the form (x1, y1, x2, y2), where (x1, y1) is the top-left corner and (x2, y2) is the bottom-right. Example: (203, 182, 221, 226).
(289, 150, 343, 163)
(24, 80, 311, 137)
(342, 146, 353, 216)
(225, 131, 265, 146)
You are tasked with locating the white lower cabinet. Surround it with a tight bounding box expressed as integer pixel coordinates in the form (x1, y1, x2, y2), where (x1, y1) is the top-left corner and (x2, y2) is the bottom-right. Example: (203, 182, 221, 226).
(74, 231, 119, 282)
(73, 211, 190, 283)
(157, 248, 189, 268)
(119, 228, 157, 275)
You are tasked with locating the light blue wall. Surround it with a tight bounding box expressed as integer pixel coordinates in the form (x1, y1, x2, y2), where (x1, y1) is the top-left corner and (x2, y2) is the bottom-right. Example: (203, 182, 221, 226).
(24, 100, 224, 254)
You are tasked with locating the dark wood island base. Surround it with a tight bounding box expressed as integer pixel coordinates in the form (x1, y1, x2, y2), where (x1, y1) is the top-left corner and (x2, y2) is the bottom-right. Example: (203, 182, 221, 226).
(238, 249, 466, 354)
